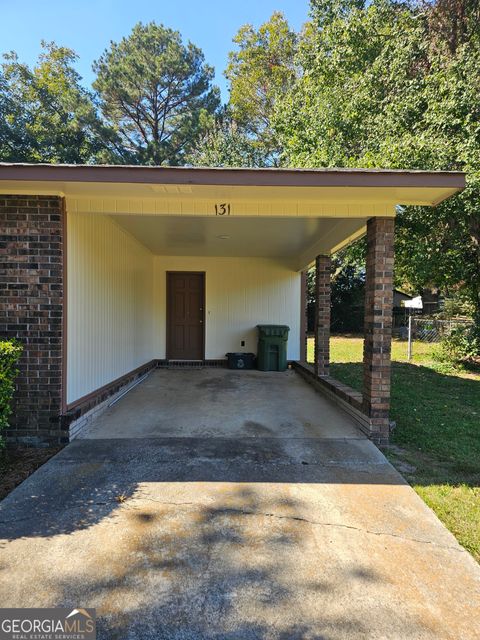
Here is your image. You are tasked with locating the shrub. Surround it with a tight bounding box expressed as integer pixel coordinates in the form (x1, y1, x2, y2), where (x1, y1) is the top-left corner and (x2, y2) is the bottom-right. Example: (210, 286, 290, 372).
(437, 293, 475, 321)
(0, 339, 23, 446)
(440, 324, 480, 364)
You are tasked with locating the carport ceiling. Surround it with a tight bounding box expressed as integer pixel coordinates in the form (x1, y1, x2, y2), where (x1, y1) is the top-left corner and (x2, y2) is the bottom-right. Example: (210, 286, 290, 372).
(110, 214, 367, 266)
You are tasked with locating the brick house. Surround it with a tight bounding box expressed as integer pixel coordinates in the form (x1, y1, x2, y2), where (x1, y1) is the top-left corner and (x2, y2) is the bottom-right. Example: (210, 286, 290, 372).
(0, 164, 464, 446)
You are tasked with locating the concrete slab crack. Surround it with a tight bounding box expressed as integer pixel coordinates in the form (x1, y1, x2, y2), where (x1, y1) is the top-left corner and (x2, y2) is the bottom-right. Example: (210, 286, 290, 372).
(129, 498, 465, 554)
(245, 510, 466, 552)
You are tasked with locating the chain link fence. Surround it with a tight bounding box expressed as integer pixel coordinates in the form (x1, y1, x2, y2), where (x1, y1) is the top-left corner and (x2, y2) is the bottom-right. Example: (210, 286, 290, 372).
(405, 317, 474, 359)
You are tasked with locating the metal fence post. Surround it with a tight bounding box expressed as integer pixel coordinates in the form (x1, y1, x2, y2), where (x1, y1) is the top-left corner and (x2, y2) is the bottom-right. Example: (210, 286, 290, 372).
(407, 314, 413, 361)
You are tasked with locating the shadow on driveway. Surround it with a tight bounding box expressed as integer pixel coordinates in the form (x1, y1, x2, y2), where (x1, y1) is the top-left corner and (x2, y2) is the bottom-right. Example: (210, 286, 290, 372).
(0, 436, 399, 540)
(1, 437, 479, 638)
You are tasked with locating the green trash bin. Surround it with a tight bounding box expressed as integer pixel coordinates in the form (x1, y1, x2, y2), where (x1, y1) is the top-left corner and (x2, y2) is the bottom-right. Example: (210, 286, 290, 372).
(257, 325, 290, 371)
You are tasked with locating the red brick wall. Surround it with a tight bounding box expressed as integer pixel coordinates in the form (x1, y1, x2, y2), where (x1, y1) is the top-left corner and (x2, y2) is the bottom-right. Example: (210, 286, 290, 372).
(314, 254, 331, 376)
(0, 195, 66, 445)
(362, 217, 395, 441)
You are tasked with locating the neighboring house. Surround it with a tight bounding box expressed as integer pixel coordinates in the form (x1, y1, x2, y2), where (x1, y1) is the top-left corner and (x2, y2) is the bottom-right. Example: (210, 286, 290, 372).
(0, 164, 464, 445)
(393, 289, 443, 328)
(394, 288, 443, 315)
(421, 288, 443, 314)
(393, 289, 413, 309)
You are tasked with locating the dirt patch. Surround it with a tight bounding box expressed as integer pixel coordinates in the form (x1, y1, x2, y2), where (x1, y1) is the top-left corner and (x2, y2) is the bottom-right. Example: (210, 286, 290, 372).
(0, 446, 62, 501)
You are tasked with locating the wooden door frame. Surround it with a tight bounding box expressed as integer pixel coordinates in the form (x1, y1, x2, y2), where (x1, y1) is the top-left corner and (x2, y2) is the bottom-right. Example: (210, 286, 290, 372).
(166, 271, 206, 360)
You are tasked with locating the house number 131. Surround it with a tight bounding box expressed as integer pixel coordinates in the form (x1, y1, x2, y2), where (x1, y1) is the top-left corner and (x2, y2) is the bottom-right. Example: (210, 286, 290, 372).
(215, 203, 231, 216)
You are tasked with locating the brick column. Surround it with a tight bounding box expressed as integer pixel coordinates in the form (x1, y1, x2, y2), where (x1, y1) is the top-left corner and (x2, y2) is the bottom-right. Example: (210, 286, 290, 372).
(0, 195, 66, 446)
(314, 255, 331, 376)
(300, 270, 308, 362)
(362, 217, 395, 441)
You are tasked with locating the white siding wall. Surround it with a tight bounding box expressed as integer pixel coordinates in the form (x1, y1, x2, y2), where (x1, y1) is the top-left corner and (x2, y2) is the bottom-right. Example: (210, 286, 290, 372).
(67, 213, 154, 404)
(153, 257, 301, 361)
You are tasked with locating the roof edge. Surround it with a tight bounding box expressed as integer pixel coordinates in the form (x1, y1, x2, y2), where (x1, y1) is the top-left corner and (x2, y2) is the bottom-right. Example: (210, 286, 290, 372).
(0, 163, 466, 190)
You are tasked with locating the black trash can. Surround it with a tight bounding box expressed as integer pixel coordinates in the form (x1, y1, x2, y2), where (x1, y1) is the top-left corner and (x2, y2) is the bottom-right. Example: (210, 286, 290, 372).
(256, 325, 290, 371)
(226, 352, 256, 370)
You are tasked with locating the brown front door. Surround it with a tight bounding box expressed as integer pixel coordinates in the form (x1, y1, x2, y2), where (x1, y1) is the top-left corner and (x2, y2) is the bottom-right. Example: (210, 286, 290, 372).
(167, 272, 205, 360)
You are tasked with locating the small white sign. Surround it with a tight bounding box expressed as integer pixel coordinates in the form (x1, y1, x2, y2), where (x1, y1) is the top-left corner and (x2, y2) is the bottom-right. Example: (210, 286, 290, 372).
(403, 296, 423, 309)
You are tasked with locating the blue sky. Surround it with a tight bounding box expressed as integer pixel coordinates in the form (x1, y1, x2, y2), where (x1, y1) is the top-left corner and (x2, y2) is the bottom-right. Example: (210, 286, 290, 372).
(0, 0, 310, 101)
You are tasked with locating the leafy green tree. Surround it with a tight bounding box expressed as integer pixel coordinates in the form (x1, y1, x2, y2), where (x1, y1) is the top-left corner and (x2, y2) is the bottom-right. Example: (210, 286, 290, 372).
(276, 0, 424, 167)
(421, 0, 480, 55)
(188, 109, 267, 167)
(305, 249, 366, 333)
(393, 58, 480, 322)
(330, 261, 366, 332)
(0, 64, 26, 161)
(0, 42, 112, 163)
(93, 22, 220, 165)
(225, 12, 297, 165)
(309, 0, 366, 27)
(274, 0, 480, 331)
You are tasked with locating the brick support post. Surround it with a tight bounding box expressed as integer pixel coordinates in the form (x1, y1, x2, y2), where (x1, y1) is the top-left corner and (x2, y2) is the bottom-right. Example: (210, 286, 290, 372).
(300, 270, 308, 362)
(362, 217, 395, 441)
(0, 195, 66, 445)
(314, 255, 331, 376)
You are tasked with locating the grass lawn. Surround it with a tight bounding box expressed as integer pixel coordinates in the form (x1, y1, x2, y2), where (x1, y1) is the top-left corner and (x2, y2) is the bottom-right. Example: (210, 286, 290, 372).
(307, 336, 480, 562)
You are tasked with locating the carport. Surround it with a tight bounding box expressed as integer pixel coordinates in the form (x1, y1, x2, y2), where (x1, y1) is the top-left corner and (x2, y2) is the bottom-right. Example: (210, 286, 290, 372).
(0, 163, 465, 445)
(2, 165, 479, 639)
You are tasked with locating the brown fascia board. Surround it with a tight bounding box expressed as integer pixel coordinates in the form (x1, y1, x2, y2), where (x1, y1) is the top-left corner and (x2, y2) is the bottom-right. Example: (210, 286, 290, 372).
(0, 162, 466, 190)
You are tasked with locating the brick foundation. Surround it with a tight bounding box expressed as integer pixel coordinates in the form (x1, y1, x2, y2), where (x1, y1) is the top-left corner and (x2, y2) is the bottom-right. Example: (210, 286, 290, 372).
(0, 195, 66, 445)
(293, 362, 388, 442)
(314, 255, 331, 376)
(362, 217, 395, 440)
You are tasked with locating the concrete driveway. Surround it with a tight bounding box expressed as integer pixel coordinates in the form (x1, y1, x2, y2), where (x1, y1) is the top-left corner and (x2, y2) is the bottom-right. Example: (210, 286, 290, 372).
(77, 369, 361, 440)
(1, 369, 479, 639)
